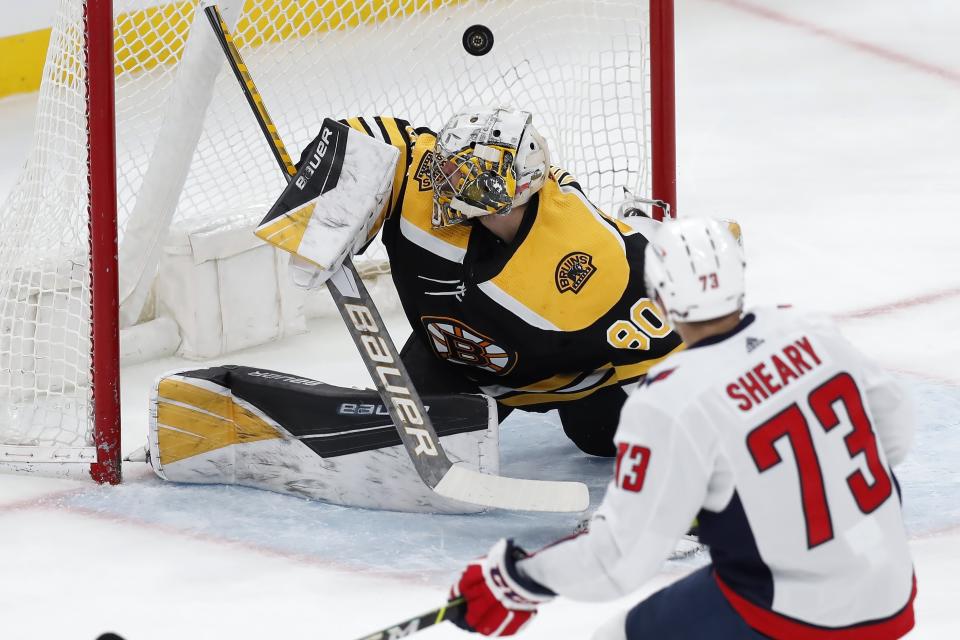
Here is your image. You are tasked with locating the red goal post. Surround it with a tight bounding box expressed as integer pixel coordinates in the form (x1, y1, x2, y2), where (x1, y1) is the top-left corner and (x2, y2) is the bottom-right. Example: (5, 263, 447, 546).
(650, 0, 678, 221)
(87, 0, 122, 484)
(0, 0, 676, 483)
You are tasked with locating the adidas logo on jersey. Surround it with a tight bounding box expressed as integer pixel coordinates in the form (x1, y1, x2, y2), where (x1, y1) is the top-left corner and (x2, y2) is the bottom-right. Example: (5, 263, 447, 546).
(746, 337, 765, 352)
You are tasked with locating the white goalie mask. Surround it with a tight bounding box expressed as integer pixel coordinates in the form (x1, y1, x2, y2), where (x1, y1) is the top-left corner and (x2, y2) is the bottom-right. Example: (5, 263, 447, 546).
(431, 106, 549, 227)
(644, 218, 746, 323)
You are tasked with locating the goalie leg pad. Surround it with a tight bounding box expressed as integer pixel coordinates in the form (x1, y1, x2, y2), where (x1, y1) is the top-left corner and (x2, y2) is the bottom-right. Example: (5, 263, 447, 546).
(148, 365, 499, 513)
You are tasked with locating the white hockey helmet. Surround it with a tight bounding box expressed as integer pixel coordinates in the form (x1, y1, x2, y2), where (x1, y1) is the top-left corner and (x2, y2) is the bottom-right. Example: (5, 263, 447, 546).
(431, 106, 549, 227)
(644, 217, 746, 323)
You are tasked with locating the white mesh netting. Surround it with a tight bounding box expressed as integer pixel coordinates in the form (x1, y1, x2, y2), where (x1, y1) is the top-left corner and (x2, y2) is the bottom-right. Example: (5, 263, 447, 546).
(0, 0, 654, 458)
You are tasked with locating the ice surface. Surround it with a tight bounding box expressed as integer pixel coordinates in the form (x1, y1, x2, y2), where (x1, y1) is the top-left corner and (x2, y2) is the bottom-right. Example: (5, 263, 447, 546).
(1, 0, 959, 638)
(60, 413, 614, 578)
(898, 379, 960, 536)
(38, 376, 960, 577)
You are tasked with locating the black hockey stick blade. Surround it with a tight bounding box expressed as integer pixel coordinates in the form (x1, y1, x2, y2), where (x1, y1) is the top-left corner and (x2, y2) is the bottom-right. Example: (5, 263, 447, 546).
(205, 5, 589, 513)
(353, 598, 466, 640)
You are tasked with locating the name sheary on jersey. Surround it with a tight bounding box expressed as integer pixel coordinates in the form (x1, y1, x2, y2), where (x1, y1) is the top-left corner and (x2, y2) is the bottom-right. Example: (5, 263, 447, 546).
(725, 336, 823, 412)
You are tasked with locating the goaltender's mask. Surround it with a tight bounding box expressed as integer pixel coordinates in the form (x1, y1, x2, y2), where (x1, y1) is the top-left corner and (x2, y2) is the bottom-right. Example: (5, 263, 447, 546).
(431, 107, 549, 227)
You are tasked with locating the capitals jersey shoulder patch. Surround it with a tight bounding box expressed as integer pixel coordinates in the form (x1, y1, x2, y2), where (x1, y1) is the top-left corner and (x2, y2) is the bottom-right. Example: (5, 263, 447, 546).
(643, 367, 677, 387)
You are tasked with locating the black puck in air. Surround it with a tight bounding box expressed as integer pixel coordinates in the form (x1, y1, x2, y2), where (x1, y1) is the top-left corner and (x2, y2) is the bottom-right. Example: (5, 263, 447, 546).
(463, 25, 494, 56)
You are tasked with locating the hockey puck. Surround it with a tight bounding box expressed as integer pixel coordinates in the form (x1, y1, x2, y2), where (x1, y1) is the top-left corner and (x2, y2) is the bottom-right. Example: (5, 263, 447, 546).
(462, 25, 494, 56)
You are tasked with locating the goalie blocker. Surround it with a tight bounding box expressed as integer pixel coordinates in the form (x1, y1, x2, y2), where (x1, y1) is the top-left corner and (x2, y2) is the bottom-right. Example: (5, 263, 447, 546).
(147, 365, 498, 513)
(256, 117, 399, 284)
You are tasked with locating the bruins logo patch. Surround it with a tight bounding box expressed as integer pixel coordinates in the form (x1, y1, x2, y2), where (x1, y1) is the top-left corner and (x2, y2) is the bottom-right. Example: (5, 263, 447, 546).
(413, 150, 435, 191)
(422, 317, 517, 375)
(555, 252, 597, 293)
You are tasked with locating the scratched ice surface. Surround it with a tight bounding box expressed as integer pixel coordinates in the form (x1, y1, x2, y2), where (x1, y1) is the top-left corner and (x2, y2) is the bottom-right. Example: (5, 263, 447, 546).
(897, 379, 960, 536)
(59, 411, 607, 580)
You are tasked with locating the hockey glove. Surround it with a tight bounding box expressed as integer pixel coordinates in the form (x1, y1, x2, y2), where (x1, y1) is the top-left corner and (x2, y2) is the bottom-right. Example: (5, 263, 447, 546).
(450, 538, 554, 636)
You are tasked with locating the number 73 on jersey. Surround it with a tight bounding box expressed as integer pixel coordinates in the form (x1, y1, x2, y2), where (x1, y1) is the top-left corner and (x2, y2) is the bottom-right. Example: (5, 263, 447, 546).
(748, 372, 894, 549)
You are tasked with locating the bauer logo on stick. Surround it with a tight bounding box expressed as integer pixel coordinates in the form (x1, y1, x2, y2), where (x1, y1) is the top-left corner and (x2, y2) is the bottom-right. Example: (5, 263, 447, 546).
(344, 302, 439, 458)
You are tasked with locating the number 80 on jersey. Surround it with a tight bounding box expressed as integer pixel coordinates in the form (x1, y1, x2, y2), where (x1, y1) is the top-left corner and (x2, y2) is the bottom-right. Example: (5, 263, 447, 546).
(607, 299, 673, 350)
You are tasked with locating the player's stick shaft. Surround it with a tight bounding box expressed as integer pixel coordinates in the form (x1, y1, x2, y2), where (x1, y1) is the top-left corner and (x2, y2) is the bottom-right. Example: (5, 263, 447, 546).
(203, 7, 296, 179)
(352, 599, 466, 640)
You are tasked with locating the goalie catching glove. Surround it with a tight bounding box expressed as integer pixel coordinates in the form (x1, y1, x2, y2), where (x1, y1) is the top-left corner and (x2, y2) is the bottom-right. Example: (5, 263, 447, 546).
(450, 539, 555, 636)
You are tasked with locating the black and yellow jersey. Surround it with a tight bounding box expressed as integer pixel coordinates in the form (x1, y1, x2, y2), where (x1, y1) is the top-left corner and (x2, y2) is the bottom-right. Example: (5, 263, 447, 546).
(300, 116, 683, 409)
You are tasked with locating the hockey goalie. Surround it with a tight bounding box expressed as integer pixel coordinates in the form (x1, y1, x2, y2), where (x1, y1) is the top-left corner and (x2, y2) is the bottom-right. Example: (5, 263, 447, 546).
(261, 107, 683, 458)
(147, 106, 682, 514)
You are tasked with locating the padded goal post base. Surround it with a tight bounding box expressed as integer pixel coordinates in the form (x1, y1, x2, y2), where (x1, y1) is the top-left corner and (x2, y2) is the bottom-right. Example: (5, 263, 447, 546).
(148, 365, 499, 513)
(0, 444, 99, 480)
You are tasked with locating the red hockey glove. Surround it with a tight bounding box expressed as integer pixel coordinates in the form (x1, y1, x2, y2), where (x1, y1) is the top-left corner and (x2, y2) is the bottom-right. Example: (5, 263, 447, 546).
(450, 539, 555, 636)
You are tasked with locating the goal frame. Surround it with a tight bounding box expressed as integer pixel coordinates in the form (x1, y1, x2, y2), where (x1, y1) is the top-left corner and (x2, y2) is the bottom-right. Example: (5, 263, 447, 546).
(87, 0, 121, 484)
(78, 0, 677, 484)
(650, 0, 677, 221)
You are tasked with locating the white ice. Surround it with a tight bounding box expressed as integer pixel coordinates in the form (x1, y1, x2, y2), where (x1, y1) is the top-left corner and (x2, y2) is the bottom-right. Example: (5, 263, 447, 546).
(1, 0, 959, 638)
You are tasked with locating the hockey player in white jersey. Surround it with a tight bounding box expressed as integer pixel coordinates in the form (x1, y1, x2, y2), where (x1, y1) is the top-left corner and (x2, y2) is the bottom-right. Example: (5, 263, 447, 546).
(449, 218, 917, 638)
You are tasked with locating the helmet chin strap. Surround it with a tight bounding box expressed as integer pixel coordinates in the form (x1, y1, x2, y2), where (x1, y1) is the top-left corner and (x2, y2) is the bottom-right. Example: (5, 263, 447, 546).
(449, 198, 499, 219)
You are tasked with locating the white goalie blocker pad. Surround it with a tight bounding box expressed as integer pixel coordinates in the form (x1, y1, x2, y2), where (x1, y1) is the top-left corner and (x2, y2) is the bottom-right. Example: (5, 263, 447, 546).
(255, 118, 399, 276)
(147, 366, 499, 514)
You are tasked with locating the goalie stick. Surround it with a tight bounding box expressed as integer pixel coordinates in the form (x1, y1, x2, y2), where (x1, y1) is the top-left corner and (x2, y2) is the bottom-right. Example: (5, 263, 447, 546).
(352, 598, 466, 640)
(204, 6, 588, 512)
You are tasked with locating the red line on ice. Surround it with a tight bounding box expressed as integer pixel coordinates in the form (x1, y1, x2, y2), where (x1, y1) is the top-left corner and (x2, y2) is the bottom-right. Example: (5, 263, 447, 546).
(47, 501, 438, 586)
(829, 286, 960, 386)
(708, 0, 960, 87)
(0, 489, 438, 586)
(833, 287, 960, 320)
(881, 364, 960, 389)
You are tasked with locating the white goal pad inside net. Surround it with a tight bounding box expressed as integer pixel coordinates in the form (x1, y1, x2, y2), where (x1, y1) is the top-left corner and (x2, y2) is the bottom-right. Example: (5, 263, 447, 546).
(0, 0, 661, 473)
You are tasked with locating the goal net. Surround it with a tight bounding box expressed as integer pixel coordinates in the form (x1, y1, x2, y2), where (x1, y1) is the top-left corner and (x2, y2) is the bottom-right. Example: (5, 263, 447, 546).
(0, 0, 674, 481)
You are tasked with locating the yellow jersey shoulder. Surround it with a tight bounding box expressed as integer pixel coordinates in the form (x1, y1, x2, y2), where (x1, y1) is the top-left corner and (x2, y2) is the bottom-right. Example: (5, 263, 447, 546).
(398, 132, 473, 256)
(482, 169, 633, 332)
